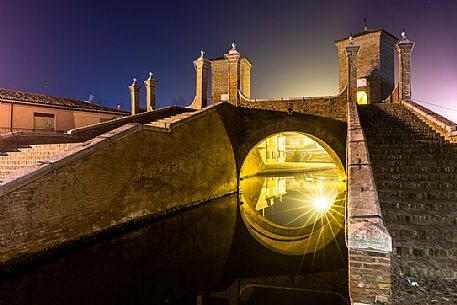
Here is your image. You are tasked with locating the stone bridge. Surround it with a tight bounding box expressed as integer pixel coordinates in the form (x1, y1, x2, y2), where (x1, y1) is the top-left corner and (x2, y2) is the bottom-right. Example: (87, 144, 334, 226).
(1, 28, 457, 305)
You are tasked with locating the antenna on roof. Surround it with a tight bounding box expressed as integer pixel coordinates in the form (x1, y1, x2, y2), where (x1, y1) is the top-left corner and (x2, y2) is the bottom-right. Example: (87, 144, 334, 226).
(87, 94, 94, 103)
(363, 18, 368, 31)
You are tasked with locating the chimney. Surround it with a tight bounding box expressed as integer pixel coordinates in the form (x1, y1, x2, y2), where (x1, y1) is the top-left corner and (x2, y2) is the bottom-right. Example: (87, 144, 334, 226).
(144, 72, 157, 112)
(129, 78, 141, 115)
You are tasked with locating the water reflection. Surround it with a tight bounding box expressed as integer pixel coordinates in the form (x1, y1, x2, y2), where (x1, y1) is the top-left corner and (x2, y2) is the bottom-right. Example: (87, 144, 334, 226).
(242, 172, 339, 227)
(240, 132, 342, 228)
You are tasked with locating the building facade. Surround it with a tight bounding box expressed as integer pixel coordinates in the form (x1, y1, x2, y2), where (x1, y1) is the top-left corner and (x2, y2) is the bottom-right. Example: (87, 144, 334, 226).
(0, 88, 128, 134)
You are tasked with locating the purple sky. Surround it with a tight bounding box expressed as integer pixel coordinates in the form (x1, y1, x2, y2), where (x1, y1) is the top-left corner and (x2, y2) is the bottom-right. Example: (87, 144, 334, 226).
(1, 0, 456, 122)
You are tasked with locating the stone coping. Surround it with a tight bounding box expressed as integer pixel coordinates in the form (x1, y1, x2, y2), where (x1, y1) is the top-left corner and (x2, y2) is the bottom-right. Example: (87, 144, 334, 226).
(403, 100, 457, 139)
(147, 102, 230, 130)
(67, 106, 194, 139)
(0, 123, 142, 196)
(239, 88, 346, 103)
(346, 100, 392, 253)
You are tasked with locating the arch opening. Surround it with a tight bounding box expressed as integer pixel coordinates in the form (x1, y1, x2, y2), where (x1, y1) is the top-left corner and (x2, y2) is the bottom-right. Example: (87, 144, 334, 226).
(239, 132, 346, 256)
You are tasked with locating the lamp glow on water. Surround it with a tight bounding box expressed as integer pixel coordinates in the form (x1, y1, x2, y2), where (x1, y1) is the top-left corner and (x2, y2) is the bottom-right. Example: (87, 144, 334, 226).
(314, 196, 331, 212)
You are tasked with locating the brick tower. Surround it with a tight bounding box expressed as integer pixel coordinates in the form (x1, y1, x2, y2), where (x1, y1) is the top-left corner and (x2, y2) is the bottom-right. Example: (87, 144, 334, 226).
(210, 43, 252, 105)
(335, 29, 398, 104)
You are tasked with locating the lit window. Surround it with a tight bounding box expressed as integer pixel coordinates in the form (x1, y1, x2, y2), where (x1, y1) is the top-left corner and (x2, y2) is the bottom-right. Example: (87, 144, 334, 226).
(357, 91, 368, 104)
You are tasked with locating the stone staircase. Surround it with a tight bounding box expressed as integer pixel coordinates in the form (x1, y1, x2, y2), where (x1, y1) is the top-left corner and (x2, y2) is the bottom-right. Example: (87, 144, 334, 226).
(149, 112, 195, 128)
(0, 143, 80, 179)
(358, 103, 457, 304)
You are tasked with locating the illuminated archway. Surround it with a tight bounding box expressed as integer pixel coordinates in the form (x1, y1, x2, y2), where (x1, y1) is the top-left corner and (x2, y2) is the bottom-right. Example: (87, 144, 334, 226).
(357, 91, 368, 104)
(239, 132, 346, 256)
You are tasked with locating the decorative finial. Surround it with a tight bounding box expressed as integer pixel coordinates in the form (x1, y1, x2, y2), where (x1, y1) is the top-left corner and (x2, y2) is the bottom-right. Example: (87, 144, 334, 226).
(363, 18, 368, 31)
(349, 33, 353, 42)
(148, 72, 153, 80)
(199, 50, 205, 60)
(229, 42, 239, 54)
(132, 78, 137, 86)
(400, 28, 410, 42)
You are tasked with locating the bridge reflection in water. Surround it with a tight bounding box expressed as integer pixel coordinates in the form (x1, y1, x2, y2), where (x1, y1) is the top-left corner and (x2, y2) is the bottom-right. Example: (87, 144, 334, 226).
(241, 170, 339, 227)
(239, 132, 346, 258)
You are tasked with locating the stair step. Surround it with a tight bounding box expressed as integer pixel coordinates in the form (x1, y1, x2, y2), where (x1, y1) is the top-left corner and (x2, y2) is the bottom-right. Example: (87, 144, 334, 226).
(387, 223, 457, 241)
(375, 173, 457, 181)
(380, 199, 457, 213)
(384, 212, 457, 226)
(378, 189, 457, 200)
(371, 153, 457, 161)
(376, 180, 457, 190)
(373, 165, 457, 174)
(392, 257, 457, 279)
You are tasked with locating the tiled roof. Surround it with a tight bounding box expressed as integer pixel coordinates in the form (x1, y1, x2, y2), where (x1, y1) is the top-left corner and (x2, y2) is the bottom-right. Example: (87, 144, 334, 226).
(335, 29, 399, 43)
(0, 88, 129, 114)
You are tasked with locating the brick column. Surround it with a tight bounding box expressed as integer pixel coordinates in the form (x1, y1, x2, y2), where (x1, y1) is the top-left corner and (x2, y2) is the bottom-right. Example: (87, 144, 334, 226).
(345, 40, 360, 104)
(225, 43, 241, 106)
(144, 72, 157, 112)
(129, 78, 141, 115)
(397, 31, 415, 102)
(190, 51, 210, 109)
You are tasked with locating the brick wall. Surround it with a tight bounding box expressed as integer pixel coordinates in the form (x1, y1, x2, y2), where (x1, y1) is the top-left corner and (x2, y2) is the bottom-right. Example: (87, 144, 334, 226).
(335, 30, 397, 104)
(349, 250, 391, 304)
(0, 109, 237, 266)
(240, 58, 251, 99)
(239, 90, 347, 122)
(211, 59, 229, 103)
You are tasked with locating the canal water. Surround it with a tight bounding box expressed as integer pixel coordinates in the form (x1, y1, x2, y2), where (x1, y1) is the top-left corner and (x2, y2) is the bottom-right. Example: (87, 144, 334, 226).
(0, 132, 348, 305)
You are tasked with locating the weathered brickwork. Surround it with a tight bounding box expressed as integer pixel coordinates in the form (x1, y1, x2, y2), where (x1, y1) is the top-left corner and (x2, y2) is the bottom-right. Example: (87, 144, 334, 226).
(359, 103, 457, 304)
(349, 250, 391, 304)
(239, 90, 347, 122)
(210, 56, 251, 104)
(190, 54, 210, 109)
(346, 97, 392, 304)
(68, 106, 194, 140)
(239, 58, 251, 99)
(0, 109, 237, 266)
(210, 59, 229, 103)
(0, 143, 80, 178)
(397, 38, 414, 102)
(335, 30, 397, 103)
(403, 100, 457, 142)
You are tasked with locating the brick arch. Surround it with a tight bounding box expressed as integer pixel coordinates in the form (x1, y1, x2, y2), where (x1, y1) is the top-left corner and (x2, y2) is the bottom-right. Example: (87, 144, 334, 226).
(228, 108, 347, 175)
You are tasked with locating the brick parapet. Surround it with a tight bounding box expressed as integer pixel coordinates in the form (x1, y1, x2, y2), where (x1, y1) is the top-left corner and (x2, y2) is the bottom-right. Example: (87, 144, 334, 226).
(0, 108, 237, 267)
(402, 100, 457, 142)
(238, 88, 348, 122)
(67, 106, 194, 140)
(346, 99, 393, 304)
(0, 123, 141, 197)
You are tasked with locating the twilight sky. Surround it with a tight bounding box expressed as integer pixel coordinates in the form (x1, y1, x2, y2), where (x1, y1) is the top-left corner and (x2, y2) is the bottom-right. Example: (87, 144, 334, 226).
(1, 0, 456, 122)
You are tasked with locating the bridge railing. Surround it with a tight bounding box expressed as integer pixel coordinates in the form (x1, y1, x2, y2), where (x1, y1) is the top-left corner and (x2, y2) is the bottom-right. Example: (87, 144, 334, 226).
(403, 99, 457, 142)
(346, 100, 393, 305)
